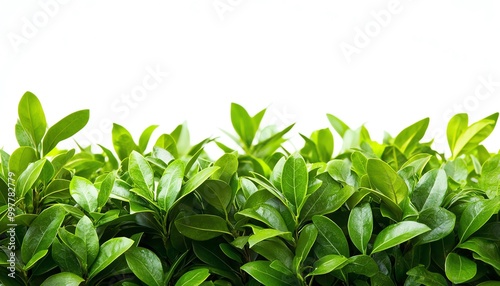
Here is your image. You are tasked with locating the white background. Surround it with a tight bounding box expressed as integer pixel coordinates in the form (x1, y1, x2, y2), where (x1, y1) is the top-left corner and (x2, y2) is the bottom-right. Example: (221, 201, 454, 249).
(1, 1, 500, 156)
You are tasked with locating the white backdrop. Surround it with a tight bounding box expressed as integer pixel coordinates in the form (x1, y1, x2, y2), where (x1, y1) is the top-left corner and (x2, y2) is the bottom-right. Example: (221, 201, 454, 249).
(1, 1, 500, 156)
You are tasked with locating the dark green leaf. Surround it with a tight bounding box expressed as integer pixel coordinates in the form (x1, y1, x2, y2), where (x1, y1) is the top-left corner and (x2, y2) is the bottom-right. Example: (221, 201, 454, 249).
(175, 214, 230, 241)
(241, 261, 294, 286)
(125, 247, 164, 286)
(313, 215, 349, 257)
(458, 237, 500, 270)
(406, 265, 448, 286)
(416, 207, 455, 245)
(75, 216, 99, 267)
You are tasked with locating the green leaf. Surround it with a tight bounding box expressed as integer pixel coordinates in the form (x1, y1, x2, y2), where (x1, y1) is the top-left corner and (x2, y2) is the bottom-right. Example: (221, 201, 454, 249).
(157, 159, 185, 211)
(450, 113, 498, 159)
(415, 207, 455, 245)
(342, 255, 378, 277)
(15, 159, 46, 198)
(313, 215, 350, 257)
(8, 147, 37, 177)
(348, 202, 373, 254)
(300, 172, 353, 223)
(231, 103, 256, 148)
(88, 237, 134, 280)
(138, 125, 158, 153)
(58, 228, 87, 265)
(70, 176, 98, 213)
(51, 239, 82, 276)
(175, 214, 230, 241)
(294, 224, 318, 269)
(447, 113, 468, 154)
(177, 166, 219, 202)
(241, 261, 293, 286)
(21, 205, 66, 263)
(406, 265, 448, 286)
(125, 247, 164, 286)
(282, 153, 308, 214)
(23, 249, 48, 271)
(251, 239, 294, 269)
(98, 172, 115, 208)
(112, 123, 139, 160)
(371, 221, 430, 254)
(18, 91, 47, 147)
(175, 268, 210, 286)
(309, 254, 348, 276)
(327, 113, 350, 137)
(393, 118, 429, 155)
(458, 237, 500, 270)
(238, 204, 289, 232)
(75, 216, 99, 267)
(479, 154, 500, 198)
(40, 272, 84, 286)
(458, 199, 499, 243)
(198, 180, 232, 214)
(42, 109, 89, 155)
(212, 153, 238, 183)
(411, 169, 447, 211)
(129, 151, 154, 199)
(367, 158, 408, 206)
(445, 253, 477, 284)
(248, 228, 291, 248)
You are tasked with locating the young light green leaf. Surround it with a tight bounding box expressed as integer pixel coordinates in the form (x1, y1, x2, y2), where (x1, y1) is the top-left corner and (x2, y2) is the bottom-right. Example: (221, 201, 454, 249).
(88, 237, 134, 280)
(348, 202, 373, 255)
(112, 123, 139, 160)
(371, 221, 430, 254)
(248, 228, 292, 248)
(313, 215, 350, 257)
(40, 272, 84, 286)
(282, 153, 308, 214)
(175, 214, 230, 241)
(416, 207, 455, 245)
(212, 153, 238, 183)
(367, 158, 408, 206)
(327, 113, 350, 137)
(447, 113, 468, 154)
(309, 255, 348, 276)
(16, 159, 46, 198)
(129, 151, 154, 198)
(70, 176, 98, 213)
(445, 253, 477, 284)
(241, 261, 293, 286)
(231, 103, 256, 148)
(175, 268, 210, 286)
(23, 249, 48, 271)
(479, 154, 500, 199)
(98, 172, 115, 208)
(42, 109, 89, 156)
(18, 91, 47, 147)
(8, 146, 37, 177)
(125, 247, 164, 286)
(458, 198, 499, 243)
(411, 169, 447, 211)
(157, 159, 184, 211)
(138, 125, 158, 153)
(393, 118, 429, 155)
(21, 205, 66, 263)
(451, 113, 498, 159)
(175, 166, 219, 205)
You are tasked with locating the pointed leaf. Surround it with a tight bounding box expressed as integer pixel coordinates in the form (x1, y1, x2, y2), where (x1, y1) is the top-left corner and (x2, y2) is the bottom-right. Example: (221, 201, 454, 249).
(412, 169, 447, 211)
(18, 91, 47, 147)
(129, 151, 154, 199)
(41, 272, 84, 286)
(175, 268, 210, 286)
(241, 261, 293, 286)
(126, 247, 164, 286)
(138, 125, 158, 153)
(371, 221, 430, 254)
(88, 237, 134, 280)
(313, 215, 349, 257)
(175, 214, 230, 241)
(70, 176, 98, 213)
(393, 118, 429, 155)
(416, 207, 455, 245)
(348, 202, 373, 254)
(157, 159, 184, 211)
(458, 198, 499, 243)
(282, 153, 308, 214)
(42, 109, 89, 155)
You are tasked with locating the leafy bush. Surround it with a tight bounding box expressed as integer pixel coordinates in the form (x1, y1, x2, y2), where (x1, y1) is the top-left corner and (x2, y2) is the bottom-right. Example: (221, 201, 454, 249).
(1, 92, 499, 285)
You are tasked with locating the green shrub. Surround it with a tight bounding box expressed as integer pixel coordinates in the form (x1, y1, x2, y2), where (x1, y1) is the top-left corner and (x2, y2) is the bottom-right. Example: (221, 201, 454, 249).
(1, 92, 499, 285)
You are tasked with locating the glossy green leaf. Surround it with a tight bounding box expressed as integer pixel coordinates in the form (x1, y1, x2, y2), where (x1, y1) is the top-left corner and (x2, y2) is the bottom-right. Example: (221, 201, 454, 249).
(88, 237, 134, 280)
(416, 207, 455, 245)
(241, 261, 293, 286)
(309, 254, 348, 276)
(18, 91, 47, 147)
(40, 272, 84, 286)
(251, 239, 294, 269)
(23, 249, 48, 271)
(112, 123, 139, 160)
(450, 113, 498, 159)
(42, 109, 89, 155)
(479, 154, 500, 199)
(157, 159, 184, 211)
(212, 153, 238, 183)
(16, 159, 46, 198)
(282, 153, 308, 214)
(21, 205, 66, 263)
(313, 215, 349, 257)
(175, 268, 210, 286)
(248, 228, 291, 247)
(198, 180, 232, 214)
(231, 103, 256, 148)
(447, 113, 468, 154)
(295, 224, 318, 268)
(8, 147, 37, 177)
(175, 214, 230, 241)
(126, 247, 164, 286)
(458, 199, 499, 243)
(371, 221, 430, 254)
(406, 265, 448, 286)
(411, 169, 447, 211)
(237, 204, 289, 232)
(177, 166, 219, 203)
(129, 151, 154, 199)
(342, 255, 379, 277)
(75, 216, 99, 267)
(138, 125, 158, 153)
(327, 113, 350, 137)
(445, 253, 476, 284)
(458, 237, 500, 270)
(393, 117, 429, 155)
(348, 202, 373, 254)
(98, 172, 115, 208)
(367, 158, 408, 206)
(70, 176, 98, 213)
